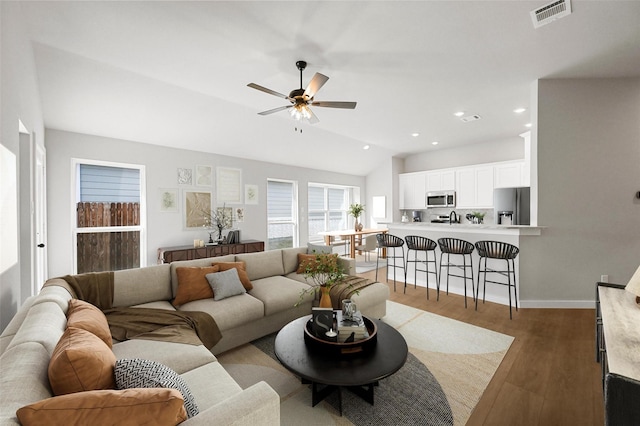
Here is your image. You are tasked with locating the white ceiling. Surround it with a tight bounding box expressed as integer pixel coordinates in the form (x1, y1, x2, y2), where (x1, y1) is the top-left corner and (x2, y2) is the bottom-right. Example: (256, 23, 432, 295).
(19, 1, 640, 176)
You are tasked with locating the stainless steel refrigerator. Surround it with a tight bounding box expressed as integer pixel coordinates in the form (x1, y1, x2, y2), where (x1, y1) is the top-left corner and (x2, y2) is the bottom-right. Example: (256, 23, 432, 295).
(493, 187, 530, 225)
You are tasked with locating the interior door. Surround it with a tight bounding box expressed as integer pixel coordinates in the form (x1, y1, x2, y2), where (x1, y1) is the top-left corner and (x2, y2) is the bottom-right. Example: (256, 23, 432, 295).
(34, 143, 47, 292)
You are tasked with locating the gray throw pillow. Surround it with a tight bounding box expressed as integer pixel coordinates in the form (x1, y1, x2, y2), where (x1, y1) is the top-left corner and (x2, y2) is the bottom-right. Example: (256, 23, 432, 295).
(206, 268, 246, 301)
(114, 358, 199, 418)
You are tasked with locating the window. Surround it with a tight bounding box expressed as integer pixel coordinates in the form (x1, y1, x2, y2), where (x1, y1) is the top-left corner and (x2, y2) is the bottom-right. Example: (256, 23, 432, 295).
(72, 159, 146, 273)
(267, 179, 298, 250)
(308, 184, 356, 242)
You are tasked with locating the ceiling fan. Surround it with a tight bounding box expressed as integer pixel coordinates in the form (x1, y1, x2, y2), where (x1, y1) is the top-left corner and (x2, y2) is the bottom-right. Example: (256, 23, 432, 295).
(247, 60, 357, 124)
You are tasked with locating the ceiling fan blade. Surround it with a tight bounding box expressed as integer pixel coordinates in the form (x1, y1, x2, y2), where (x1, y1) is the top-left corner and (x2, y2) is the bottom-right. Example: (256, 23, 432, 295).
(304, 73, 329, 98)
(247, 83, 289, 99)
(306, 108, 320, 124)
(310, 101, 357, 109)
(258, 105, 292, 116)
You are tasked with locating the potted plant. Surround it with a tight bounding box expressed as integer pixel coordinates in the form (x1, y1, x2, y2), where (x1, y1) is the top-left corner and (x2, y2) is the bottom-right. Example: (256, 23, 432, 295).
(296, 253, 346, 308)
(348, 203, 365, 231)
(471, 211, 486, 224)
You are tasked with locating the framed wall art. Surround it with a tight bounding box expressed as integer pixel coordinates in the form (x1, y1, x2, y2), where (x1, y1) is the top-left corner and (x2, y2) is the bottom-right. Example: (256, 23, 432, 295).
(244, 184, 258, 205)
(195, 165, 213, 187)
(177, 168, 193, 185)
(216, 167, 242, 204)
(159, 188, 179, 212)
(183, 190, 212, 229)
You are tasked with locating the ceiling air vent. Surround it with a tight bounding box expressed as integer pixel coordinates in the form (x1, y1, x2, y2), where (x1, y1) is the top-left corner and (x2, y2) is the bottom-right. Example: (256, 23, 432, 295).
(531, 0, 572, 28)
(460, 114, 481, 123)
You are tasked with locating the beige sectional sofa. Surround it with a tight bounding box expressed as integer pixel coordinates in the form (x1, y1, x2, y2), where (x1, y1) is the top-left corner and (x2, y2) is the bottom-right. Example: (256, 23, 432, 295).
(0, 246, 389, 425)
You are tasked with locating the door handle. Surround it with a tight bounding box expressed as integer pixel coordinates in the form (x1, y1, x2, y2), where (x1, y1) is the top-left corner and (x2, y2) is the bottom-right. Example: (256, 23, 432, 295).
(37, 243, 45, 248)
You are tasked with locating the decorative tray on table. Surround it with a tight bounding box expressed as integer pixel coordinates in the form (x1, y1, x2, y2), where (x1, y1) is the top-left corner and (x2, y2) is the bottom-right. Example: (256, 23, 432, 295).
(304, 312, 377, 356)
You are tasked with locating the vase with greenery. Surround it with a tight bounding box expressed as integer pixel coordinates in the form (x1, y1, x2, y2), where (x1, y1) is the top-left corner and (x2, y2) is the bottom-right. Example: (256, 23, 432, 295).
(296, 253, 346, 308)
(348, 203, 365, 231)
(472, 211, 486, 224)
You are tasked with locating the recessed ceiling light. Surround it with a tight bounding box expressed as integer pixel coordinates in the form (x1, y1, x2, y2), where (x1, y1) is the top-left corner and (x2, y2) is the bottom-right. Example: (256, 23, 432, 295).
(411, 133, 420, 137)
(363, 145, 370, 150)
(432, 141, 439, 145)
(514, 108, 526, 114)
(525, 123, 532, 128)
(454, 111, 465, 117)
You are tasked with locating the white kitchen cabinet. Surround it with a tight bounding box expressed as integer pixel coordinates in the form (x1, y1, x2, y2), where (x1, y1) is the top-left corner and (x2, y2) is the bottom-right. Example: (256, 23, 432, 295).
(399, 172, 426, 210)
(426, 170, 455, 192)
(455, 166, 494, 208)
(494, 161, 524, 188)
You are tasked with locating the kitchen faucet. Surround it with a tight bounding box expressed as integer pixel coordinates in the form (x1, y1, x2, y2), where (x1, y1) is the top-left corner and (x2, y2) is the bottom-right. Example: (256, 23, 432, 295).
(449, 210, 458, 225)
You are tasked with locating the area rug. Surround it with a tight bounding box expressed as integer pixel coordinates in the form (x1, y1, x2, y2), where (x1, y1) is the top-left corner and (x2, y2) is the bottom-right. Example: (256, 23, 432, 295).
(216, 301, 513, 426)
(355, 259, 379, 274)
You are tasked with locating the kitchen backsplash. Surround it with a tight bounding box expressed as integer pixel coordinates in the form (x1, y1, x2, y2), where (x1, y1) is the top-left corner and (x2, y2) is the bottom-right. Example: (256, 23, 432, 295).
(403, 208, 494, 224)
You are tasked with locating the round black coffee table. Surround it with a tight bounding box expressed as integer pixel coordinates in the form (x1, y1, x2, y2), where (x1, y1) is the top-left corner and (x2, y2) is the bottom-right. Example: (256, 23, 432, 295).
(274, 315, 408, 415)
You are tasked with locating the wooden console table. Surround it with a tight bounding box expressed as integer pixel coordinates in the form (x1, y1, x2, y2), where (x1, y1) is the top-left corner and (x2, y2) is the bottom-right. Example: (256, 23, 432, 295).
(157, 240, 264, 264)
(596, 282, 640, 425)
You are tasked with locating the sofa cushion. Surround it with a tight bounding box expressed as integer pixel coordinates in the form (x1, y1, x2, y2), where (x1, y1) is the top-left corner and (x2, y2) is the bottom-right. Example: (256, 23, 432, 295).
(281, 247, 308, 274)
(113, 264, 172, 308)
(249, 276, 315, 316)
(178, 295, 264, 331)
(179, 361, 243, 412)
(236, 250, 285, 280)
(172, 265, 220, 307)
(66, 299, 112, 348)
(48, 327, 116, 395)
(16, 388, 187, 426)
(114, 358, 198, 418)
(5, 301, 67, 356)
(206, 268, 246, 301)
(211, 261, 253, 290)
(112, 339, 216, 375)
(0, 342, 53, 422)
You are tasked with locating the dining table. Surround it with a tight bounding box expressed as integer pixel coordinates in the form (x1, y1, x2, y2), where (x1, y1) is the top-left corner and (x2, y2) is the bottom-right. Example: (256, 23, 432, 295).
(318, 228, 388, 259)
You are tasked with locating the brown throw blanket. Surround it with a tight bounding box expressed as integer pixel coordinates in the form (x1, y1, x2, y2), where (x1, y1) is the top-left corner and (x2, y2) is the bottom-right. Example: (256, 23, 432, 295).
(55, 272, 222, 350)
(103, 307, 221, 350)
(329, 275, 376, 310)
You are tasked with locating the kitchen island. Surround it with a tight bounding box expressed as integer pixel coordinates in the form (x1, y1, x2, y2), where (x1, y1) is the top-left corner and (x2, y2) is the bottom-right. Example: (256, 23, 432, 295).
(383, 222, 543, 308)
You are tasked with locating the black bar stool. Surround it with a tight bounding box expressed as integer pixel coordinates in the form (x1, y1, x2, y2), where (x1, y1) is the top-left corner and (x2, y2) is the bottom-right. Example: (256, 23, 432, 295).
(375, 234, 405, 291)
(437, 237, 475, 308)
(475, 240, 520, 319)
(404, 235, 439, 299)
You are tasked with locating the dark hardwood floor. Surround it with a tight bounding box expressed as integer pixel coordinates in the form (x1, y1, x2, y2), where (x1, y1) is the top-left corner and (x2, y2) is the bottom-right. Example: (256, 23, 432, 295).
(357, 265, 604, 426)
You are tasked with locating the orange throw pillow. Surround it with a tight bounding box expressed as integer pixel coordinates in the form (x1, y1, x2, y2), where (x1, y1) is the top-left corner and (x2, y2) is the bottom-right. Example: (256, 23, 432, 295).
(16, 388, 187, 426)
(48, 327, 116, 396)
(211, 261, 253, 291)
(296, 253, 317, 274)
(172, 265, 220, 306)
(296, 253, 339, 274)
(66, 299, 112, 348)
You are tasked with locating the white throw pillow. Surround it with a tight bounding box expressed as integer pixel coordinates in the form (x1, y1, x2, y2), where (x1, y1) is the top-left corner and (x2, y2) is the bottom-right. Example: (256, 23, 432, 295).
(206, 268, 246, 301)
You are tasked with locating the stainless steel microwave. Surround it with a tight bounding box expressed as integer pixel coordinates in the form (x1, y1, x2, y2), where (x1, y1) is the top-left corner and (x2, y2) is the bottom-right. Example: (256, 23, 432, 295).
(426, 191, 456, 208)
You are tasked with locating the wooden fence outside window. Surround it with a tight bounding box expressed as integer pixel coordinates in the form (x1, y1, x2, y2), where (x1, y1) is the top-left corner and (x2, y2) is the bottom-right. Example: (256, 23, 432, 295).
(76, 202, 140, 273)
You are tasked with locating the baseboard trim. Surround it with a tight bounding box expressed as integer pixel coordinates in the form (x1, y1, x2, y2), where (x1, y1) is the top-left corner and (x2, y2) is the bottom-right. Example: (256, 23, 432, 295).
(519, 300, 594, 309)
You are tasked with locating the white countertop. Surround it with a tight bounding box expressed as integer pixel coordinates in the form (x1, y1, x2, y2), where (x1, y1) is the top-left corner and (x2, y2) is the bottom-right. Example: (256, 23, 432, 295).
(384, 222, 543, 236)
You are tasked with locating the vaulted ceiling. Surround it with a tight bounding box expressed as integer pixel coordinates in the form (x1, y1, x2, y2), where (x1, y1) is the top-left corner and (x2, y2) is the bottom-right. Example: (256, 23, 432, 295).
(19, 1, 640, 175)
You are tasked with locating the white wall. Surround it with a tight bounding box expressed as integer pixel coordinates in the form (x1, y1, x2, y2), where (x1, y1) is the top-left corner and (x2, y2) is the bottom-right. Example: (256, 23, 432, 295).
(0, 3, 46, 331)
(403, 137, 524, 173)
(519, 77, 640, 305)
(46, 129, 365, 278)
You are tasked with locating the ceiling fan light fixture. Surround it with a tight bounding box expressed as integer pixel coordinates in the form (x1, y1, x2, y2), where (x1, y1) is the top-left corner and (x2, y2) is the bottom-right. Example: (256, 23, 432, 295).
(290, 104, 312, 121)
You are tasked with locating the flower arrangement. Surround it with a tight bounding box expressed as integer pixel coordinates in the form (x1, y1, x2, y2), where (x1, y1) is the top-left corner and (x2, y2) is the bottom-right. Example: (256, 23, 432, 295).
(203, 204, 233, 242)
(296, 252, 346, 307)
(348, 203, 365, 231)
